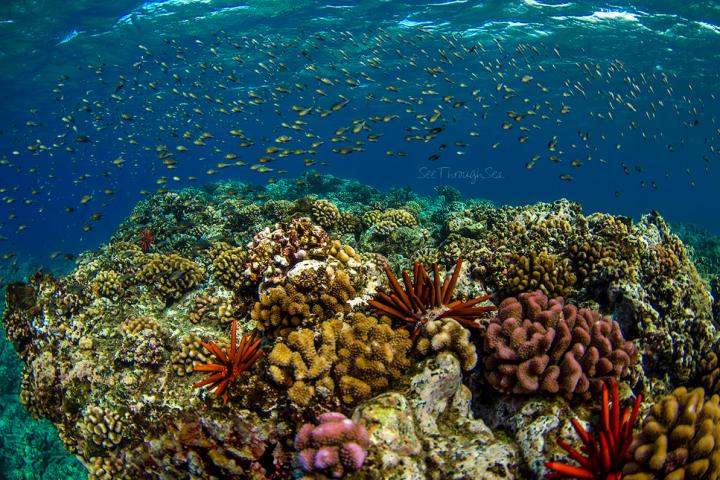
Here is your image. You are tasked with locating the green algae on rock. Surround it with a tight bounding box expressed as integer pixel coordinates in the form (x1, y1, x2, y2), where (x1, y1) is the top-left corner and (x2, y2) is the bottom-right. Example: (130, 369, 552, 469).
(1, 174, 718, 479)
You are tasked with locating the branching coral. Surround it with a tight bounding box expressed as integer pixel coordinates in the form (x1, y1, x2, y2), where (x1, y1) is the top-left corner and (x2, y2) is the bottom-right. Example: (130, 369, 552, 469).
(483, 291, 637, 398)
(503, 251, 576, 298)
(369, 258, 495, 340)
(209, 242, 250, 290)
(192, 318, 266, 404)
(623, 387, 720, 480)
(545, 379, 642, 480)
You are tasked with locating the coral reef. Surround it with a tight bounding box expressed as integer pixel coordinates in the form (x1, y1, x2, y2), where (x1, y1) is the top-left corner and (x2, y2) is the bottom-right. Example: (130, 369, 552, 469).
(295, 412, 369, 478)
(1, 174, 717, 480)
(483, 291, 638, 398)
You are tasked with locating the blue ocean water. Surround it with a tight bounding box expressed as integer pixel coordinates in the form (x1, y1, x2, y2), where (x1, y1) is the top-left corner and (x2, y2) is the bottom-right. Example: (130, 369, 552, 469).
(0, 0, 719, 478)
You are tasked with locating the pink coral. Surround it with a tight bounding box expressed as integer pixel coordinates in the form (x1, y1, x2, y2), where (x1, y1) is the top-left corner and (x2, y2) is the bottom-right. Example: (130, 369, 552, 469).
(483, 291, 637, 399)
(295, 412, 369, 478)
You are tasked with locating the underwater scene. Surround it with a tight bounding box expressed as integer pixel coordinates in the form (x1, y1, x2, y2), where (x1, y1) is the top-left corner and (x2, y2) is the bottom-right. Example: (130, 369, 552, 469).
(1, 0, 720, 479)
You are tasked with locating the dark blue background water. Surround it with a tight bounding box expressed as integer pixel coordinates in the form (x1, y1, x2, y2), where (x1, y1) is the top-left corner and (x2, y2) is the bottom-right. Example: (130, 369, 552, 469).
(0, 0, 719, 269)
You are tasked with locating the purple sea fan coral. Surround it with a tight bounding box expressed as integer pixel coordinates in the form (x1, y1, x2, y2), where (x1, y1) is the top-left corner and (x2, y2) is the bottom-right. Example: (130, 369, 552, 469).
(295, 412, 369, 478)
(483, 290, 637, 399)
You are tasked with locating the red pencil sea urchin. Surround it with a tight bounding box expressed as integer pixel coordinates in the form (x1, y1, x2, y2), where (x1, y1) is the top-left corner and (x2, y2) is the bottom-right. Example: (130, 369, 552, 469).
(368, 258, 496, 340)
(192, 318, 265, 404)
(138, 228, 154, 252)
(545, 379, 642, 480)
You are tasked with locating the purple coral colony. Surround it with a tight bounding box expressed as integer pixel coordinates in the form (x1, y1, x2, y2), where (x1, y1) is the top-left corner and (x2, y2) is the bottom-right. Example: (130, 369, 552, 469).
(2, 174, 720, 479)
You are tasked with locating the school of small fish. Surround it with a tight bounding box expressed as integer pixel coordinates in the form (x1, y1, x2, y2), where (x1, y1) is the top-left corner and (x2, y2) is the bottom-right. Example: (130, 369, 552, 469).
(0, 27, 717, 266)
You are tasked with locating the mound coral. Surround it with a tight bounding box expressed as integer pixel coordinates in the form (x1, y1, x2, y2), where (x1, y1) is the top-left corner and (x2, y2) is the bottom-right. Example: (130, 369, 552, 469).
(295, 412, 369, 478)
(369, 258, 496, 340)
(623, 387, 720, 480)
(192, 318, 266, 404)
(483, 291, 637, 398)
(545, 379, 642, 480)
(139, 253, 205, 301)
(251, 265, 355, 338)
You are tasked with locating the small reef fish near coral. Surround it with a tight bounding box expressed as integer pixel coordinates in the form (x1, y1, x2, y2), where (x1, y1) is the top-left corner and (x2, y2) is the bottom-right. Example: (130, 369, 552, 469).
(1, 1, 720, 480)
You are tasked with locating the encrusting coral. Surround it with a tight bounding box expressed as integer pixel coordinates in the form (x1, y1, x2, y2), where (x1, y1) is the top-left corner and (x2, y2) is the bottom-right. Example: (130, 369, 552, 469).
(483, 290, 638, 398)
(245, 217, 329, 283)
(623, 387, 720, 480)
(295, 412, 369, 478)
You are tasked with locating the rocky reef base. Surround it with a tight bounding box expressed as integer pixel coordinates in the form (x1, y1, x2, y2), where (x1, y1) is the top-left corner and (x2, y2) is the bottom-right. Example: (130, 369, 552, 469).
(3, 174, 719, 479)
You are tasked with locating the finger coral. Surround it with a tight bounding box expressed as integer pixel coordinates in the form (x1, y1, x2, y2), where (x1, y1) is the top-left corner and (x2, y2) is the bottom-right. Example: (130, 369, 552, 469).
(483, 290, 637, 398)
(623, 387, 720, 480)
(369, 258, 495, 340)
(209, 242, 250, 290)
(503, 251, 576, 298)
(251, 263, 356, 338)
(295, 412, 369, 478)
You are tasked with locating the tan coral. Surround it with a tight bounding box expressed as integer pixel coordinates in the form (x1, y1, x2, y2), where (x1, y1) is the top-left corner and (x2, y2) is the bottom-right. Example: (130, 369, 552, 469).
(624, 387, 720, 480)
(416, 318, 477, 371)
(171, 334, 213, 376)
(86, 455, 127, 480)
(267, 319, 340, 406)
(119, 316, 161, 337)
(189, 295, 219, 324)
(311, 199, 341, 228)
(251, 267, 356, 338)
(267, 313, 411, 407)
(139, 253, 205, 300)
(503, 251, 576, 297)
(92, 270, 125, 300)
(335, 313, 412, 404)
(80, 405, 128, 450)
(209, 243, 249, 290)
